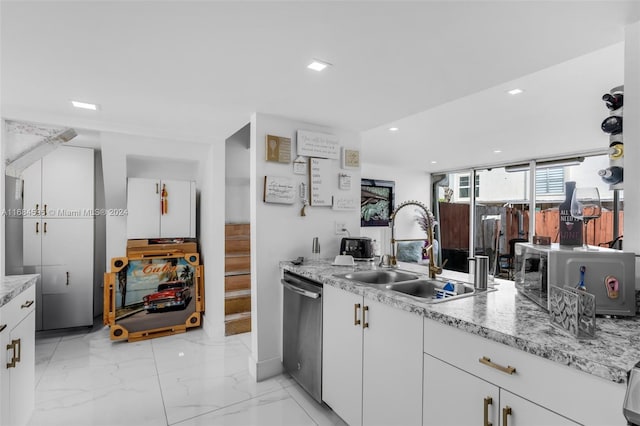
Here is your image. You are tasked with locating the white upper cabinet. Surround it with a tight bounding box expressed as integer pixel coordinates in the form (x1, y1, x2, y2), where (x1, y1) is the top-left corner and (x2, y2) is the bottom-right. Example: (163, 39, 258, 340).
(126, 178, 196, 239)
(22, 146, 94, 217)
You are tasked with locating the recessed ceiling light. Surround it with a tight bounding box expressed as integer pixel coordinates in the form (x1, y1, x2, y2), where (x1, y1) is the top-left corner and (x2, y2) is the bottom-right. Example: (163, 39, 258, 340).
(494, 149, 502, 154)
(71, 100, 98, 110)
(307, 59, 331, 72)
(431, 161, 437, 164)
(388, 127, 399, 132)
(507, 88, 523, 95)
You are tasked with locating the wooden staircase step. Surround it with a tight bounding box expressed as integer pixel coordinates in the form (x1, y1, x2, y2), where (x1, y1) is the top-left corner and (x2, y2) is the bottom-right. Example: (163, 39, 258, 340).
(225, 311, 251, 335)
(225, 254, 250, 272)
(225, 274, 251, 291)
(225, 290, 251, 315)
(225, 238, 250, 255)
(224, 223, 251, 336)
(225, 223, 250, 238)
(225, 289, 251, 299)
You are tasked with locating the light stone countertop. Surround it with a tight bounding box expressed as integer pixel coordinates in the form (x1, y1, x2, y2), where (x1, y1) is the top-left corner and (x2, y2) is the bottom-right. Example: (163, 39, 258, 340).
(280, 259, 640, 384)
(1, 274, 39, 308)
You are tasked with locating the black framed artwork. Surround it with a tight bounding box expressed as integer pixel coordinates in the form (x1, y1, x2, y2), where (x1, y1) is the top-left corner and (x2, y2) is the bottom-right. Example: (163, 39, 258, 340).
(361, 179, 395, 227)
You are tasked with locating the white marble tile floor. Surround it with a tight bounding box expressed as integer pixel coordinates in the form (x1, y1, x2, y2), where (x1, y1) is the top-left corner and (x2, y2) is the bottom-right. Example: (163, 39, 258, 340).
(29, 325, 346, 426)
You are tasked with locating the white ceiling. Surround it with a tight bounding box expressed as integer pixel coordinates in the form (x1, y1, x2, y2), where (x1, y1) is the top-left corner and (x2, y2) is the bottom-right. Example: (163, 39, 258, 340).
(2, 1, 639, 172)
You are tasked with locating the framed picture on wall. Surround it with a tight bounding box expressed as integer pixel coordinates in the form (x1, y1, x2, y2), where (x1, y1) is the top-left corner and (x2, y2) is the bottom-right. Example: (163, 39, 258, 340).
(361, 179, 395, 227)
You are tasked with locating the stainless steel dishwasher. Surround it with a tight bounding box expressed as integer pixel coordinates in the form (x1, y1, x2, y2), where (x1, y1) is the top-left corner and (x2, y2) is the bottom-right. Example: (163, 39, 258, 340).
(282, 270, 323, 403)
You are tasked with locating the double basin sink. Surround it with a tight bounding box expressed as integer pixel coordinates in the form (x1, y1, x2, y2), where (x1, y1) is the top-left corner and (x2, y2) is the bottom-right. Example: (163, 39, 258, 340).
(334, 269, 481, 303)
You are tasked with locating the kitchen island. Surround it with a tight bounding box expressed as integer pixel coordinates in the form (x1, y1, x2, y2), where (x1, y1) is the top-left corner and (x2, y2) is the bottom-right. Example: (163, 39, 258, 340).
(281, 259, 637, 425)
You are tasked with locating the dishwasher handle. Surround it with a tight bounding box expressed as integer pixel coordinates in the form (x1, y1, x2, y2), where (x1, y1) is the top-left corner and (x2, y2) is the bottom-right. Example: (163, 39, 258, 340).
(281, 279, 321, 299)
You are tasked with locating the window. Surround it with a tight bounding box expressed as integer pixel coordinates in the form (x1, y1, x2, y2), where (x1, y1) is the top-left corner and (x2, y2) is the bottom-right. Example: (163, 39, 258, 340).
(458, 175, 479, 198)
(433, 153, 623, 277)
(535, 167, 564, 195)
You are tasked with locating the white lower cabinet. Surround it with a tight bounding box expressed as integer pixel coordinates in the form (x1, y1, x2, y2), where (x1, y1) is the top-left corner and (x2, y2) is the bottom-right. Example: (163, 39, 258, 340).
(424, 354, 578, 426)
(0, 285, 36, 426)
(323, 286, 363, 426)
(323, 285, 423, 425)
(423, 319, 626, 426)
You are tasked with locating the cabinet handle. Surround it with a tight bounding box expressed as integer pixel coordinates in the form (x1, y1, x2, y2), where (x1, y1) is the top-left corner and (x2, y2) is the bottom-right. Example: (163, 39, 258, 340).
(35, 203, 39, 215)
(483, 397, 493, 426)
(6, 339, 20, 368)
(36, 222, 39, 234)
(502, 406, 512, 426)
(66, 271, 70, 286)
(0, 324, 6, 333)
(363, 305, 369, 328)
(156, 183, 159, 194)
(15, 338, 21, 363)
(21, 300, 34, 308)
(43, 204, 47, 216)
(44, 222, 47, 234)
(354, 303, 361, 326)
(479, 356, 516, 375)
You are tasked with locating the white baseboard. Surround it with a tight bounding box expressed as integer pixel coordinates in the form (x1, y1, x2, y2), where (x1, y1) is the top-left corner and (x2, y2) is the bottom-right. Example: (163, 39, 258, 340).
(248, 354, 283, 382)
(201, 312, 224, 339)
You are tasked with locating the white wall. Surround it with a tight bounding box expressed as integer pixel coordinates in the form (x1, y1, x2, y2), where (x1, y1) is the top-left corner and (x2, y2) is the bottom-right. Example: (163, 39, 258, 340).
(199, 143, 226, 338)
(226, 123, 250, 223)
(623, 21, 640, 287)
(250, 113, 361, 380)
(1, 120, 5, 278)
(360, 163, 431, 256)
(100, 132, 210, 262)
(93, 150, 106, 316)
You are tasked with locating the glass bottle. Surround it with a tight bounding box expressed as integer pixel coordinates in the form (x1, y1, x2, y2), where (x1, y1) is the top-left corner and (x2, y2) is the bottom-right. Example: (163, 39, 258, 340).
(558, 181, 583, 246)
(602, 92, 624, 111)
(598, 166, 623, 185)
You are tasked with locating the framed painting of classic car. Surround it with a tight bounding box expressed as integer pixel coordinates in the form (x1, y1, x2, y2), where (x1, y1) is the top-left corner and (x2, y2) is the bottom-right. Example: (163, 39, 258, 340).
(104, 251, 204, 342)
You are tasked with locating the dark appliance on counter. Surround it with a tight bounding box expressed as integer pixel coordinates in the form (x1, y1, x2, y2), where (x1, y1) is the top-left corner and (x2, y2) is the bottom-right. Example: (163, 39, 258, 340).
(624, 361, 640, 425)
(340, 237, 374, 261)
(282, 271, 323, 403)
(515, 242, 636, 316)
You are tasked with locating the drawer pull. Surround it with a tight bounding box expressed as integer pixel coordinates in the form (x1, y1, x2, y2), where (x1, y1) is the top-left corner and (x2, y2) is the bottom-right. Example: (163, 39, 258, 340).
(6, 339, 20, 368)
(503, 406, 512, 426)
(44, 222, 47, 234)
(0, 324, 6, 333)
(354, 303, 361, 326)
(43, 204, 48, 216)
(483, 397, 493, 426)
(67, 271, 70, 286)
(363, 305, 369, 328)
(21, 300, 34, 309)
(479, 356, 516, 375)
(36, 222, 39, 234)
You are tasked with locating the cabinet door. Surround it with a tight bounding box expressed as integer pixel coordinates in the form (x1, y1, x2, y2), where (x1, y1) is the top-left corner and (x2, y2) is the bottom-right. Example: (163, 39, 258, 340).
(322, 285, 363, 426)
(8, 311, 35, 426)
(160, 179, 194, 238)
(42, 265, 93, 329)
(127, 178, 161, 239)
(423, 354, 498, 426)
(41, 218, 93, 267)
(22, 218, 42, 266)
(500, 390, 579, 426)
(41, 219, 94, 330)
(363, 298, 423, 426)
(21, 159, 42, 217)
(41, 146, 94, 215)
